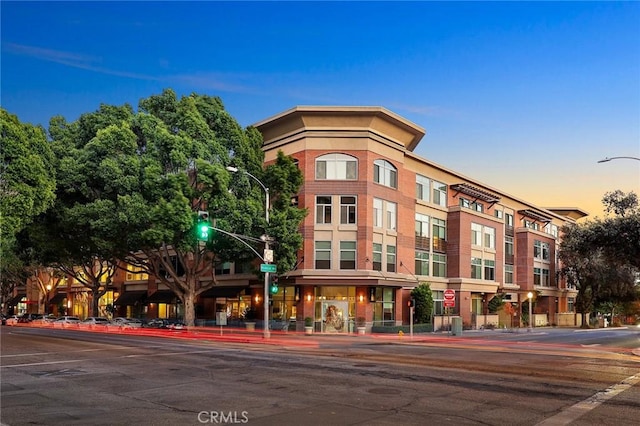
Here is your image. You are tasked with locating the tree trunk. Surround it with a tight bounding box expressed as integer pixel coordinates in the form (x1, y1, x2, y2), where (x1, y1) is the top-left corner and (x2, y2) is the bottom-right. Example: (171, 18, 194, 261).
(581, 312, 589, 328)
(91, 289, 100, 317)
(183, 292, 196, 327)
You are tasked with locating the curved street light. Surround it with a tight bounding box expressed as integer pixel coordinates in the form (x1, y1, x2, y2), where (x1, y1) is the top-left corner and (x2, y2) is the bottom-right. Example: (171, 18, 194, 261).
(597, 156, 640, 163)
(226, 166, 271, 339)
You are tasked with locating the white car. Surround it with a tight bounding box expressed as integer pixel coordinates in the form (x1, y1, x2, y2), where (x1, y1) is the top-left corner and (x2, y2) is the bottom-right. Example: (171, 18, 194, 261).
(80, 317, 110, 328)
(110, 317, 143, 329)
(53, 316, 81, 327)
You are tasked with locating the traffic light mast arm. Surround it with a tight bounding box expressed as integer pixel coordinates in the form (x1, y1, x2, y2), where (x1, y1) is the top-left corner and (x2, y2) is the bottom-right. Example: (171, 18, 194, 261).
(205, 225, 264, 261)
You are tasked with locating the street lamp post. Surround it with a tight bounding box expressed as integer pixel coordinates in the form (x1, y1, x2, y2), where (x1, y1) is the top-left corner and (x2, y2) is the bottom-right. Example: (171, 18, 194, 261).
(527, 292, 533, 332)
(226, 166, 271, 339)
(45, 284, 52, 315)
(597, 156, 640, 163)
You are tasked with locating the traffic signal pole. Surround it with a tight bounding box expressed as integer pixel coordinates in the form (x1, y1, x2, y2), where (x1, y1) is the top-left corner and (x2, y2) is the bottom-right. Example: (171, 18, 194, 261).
(410, 306, 414, 339)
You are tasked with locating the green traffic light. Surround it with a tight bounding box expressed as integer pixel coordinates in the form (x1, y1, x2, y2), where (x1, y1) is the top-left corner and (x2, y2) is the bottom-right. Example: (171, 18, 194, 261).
(198, 222, 209, 241)
(270, 284, 278, 294)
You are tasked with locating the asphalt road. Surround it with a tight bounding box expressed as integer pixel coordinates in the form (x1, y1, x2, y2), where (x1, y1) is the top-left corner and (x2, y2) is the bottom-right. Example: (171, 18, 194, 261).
(1, 325, 639, 426)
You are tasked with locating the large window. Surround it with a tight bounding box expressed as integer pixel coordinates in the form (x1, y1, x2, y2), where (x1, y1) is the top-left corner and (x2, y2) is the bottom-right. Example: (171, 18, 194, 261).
(505, 236, 514, 257)
(415, 250, 429, 275)
(371, 287, 395, 326)
(416, 174, 430, 201)
(484, 260, 495, 281)
(504, 264, 514, 284)
(373, 159, 397, 189)
(484, 227, 495, 249)
(316, 153, 357, 180)
(386, 245, 396, 272)
(433, 291, 445, 315)
(534, 240, 550, 261)
(433, 181, 447, 207)
(316, 196, 332, 224)
(315, 241, 331, 269)
(386, 201, 397, 231)
(534, 267, 550, 286)
(472, 223, 495, 249)
(432, 218, 446, 252)
(505, 213, 514, 227)
(340, 196, 356, 224)
(471, 223, 482, 246)
(372, 243, 382, 271)
(471, 257, 482, 279)
(432, 254, 447, 277)
(415, 213, 429, 249)
(340, 241, 356, 270)
(373, 198, 383, 228)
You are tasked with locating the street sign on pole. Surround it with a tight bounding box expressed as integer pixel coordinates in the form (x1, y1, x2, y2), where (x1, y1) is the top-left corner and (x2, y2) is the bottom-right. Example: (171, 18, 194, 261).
(444, 289, 455, 300)
(260, 263, 277, 273)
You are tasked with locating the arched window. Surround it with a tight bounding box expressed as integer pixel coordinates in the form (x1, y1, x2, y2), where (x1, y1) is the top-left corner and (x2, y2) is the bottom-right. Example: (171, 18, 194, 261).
(315, 153, 357, 180)
(373, 159, 397, 189)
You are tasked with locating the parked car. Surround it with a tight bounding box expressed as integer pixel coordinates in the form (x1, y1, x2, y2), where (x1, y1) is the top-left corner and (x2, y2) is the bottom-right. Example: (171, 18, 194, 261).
(53, 316, 81, 327)
(110, 317, 143, 329)
(15, 313, 42, 323)
(32, 314, 58, 325)
(80, 317, 110, 328)
(144, 318, 185, 330)
(5, 315, 20, 326)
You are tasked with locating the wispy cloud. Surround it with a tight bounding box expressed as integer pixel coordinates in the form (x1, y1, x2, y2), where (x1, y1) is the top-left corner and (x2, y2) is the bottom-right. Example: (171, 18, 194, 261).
(2, 42, 262, 94)
(3, 42, 160, 81)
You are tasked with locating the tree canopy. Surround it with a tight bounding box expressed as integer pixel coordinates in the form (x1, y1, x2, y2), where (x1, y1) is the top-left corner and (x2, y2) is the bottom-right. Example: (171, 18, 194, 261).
(22, 89, 306, 325)
(558, 191, 640, 326)
(1, 109, 56, 310)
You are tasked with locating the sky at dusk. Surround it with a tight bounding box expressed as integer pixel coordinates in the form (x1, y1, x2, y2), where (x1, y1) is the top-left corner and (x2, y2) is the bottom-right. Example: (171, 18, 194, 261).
(2, 1, 639, 219)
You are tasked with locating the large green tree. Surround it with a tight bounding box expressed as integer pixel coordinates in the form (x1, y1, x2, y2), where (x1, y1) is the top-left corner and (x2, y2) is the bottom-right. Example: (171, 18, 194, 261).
(126, 90, 305, 326)
(31, 89, 304, 326)
(25, 104, 137, 316)
(559, 191, 639, 327)
(0, 109, 56, 311)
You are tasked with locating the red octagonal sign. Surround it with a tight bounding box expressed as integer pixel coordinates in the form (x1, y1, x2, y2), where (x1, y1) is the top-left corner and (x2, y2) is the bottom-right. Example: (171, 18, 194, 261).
(444, 289, 456, 300)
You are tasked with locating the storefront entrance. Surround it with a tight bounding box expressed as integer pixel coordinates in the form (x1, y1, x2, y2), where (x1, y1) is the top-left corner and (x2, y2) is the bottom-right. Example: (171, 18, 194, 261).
(314, 286, 355, 334)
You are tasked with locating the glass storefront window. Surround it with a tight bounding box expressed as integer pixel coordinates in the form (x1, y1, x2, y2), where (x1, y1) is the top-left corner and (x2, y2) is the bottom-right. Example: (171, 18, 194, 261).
(371, 287, 395, 326)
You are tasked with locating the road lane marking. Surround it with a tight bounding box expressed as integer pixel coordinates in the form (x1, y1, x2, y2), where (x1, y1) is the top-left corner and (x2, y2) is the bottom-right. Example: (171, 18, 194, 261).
(1, 359, 86, 368)
(535, 373, 640, 425)
(0, 348, 107, 358)
(122, 349, 217, 358)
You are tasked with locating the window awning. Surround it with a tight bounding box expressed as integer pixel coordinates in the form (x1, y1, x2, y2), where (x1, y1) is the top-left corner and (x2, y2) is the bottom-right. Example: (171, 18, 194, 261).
(48, 293, 67, 304)
(200, 286, 248, 298)
(7, 294, 26, 306)
(451, 183, 501, 203)
(145, 290, 178, 304)
(113, 291, 147, 306)
(518, 209, 552, 223)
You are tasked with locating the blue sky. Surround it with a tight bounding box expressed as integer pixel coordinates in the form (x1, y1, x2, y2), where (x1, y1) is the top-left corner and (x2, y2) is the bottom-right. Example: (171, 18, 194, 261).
(2, 1, 639, 218)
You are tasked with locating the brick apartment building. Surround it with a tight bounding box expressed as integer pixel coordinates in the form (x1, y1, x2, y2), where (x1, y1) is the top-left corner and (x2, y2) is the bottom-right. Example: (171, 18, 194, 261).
(10, 106, 586, 332)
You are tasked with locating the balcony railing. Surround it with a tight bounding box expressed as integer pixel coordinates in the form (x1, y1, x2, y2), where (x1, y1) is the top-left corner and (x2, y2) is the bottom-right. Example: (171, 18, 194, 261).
(432, 237, 447, 253)
(415, 235, 431, 250)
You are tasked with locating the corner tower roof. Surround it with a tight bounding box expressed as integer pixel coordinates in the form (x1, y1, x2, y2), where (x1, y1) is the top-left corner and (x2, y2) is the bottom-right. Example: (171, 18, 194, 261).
(253, 106, 426, 152)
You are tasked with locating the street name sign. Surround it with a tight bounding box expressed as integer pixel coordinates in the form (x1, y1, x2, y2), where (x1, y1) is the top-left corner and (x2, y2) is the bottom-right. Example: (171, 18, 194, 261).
(260, 263, 277, 273)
